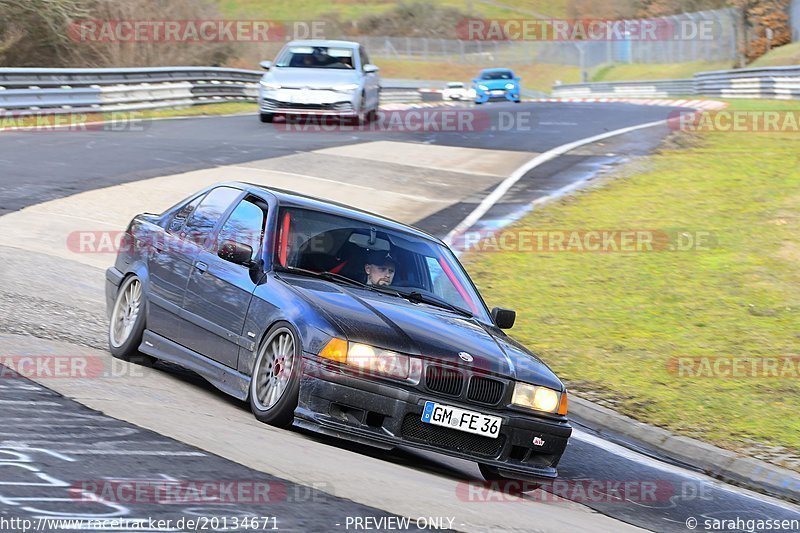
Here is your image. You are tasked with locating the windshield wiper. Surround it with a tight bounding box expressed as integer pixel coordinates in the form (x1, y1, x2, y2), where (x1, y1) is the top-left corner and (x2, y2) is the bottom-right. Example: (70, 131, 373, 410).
(276, 266, 367, 288)
(276, 266, 402, 296)
(399, 290, 473, 318)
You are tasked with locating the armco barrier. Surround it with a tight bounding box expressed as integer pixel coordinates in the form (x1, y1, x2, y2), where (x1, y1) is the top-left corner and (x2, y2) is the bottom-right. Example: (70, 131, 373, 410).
(552, 65, 800, 100)
(0, 67, 431, 113)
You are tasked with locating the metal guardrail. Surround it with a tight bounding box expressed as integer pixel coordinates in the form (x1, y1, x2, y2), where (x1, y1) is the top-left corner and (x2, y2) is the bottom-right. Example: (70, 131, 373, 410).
(553, 79, 695, 98)
(552, 65, 800, 100)
(0, 67, 431, 113)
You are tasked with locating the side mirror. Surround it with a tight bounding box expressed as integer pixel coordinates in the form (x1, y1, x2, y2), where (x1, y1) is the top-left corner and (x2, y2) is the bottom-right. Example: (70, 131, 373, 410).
(219, 240, 254, 266)
(259, 60, 272, 70)
(363, 64, 379, 74)
(491, 307, 516, 329)
(514, 77, 521, 82)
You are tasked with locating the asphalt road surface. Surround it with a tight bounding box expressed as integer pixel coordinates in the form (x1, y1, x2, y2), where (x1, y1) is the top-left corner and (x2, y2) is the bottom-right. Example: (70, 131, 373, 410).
(1, 100, 798, 532)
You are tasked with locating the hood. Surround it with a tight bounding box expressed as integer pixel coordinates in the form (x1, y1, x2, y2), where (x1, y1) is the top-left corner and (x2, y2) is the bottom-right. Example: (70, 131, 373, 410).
(281, 276, 563, 390)
(265, 67, 360, 90)
(477, 78, 516, 90)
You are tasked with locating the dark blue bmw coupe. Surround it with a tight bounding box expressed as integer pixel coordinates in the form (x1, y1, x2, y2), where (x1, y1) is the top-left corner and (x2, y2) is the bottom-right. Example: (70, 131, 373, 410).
(106, 182, 571, 482)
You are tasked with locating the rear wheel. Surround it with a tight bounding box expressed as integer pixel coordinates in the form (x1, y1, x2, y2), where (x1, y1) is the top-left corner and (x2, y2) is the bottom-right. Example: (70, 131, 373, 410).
(108, 275, 155, 365)
(249, 324, 301, 428)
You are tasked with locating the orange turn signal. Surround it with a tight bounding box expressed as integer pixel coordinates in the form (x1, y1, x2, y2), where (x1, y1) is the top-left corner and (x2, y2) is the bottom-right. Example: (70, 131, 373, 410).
(319, 338, 348, 363)
(557, 390, 568, 416)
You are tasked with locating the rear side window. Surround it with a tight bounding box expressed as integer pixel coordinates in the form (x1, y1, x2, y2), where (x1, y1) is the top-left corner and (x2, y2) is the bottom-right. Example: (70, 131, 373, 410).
(182, 187, 242, 239)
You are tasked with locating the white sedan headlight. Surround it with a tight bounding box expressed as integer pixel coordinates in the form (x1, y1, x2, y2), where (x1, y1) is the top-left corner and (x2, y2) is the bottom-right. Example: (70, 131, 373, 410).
(512, 382, 566, 414)
(332, 83, 359, 93)
(259, 80, 281, 90)
(319, 339, 422, 383)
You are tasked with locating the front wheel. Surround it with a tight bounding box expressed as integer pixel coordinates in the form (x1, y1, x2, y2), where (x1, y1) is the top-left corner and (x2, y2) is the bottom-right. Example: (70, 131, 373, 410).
(249, 323, 301, 428)
(108, 275, 155, 364)
(260, 113, 274, 123)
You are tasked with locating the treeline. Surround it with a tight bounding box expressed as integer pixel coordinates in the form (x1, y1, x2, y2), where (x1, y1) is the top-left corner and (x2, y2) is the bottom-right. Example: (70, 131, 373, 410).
(570, 0, 791, 61)
(0, 0, 234, 67)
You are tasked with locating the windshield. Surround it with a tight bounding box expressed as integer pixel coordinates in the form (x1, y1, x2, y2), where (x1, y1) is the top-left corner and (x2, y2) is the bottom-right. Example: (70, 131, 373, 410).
(274, 207, 491, 321)
(275, 46, 356, 69)
(481, 71, 513, 80)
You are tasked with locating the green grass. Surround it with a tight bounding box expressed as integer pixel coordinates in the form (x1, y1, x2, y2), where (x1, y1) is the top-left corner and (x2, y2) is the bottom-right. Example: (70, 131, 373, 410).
(376, 59, 580, 93)
(143, 102, 256, 118)
(590, 61, 733, 82)
(463, 100, 800, 457)
(751, 42, 800, 67)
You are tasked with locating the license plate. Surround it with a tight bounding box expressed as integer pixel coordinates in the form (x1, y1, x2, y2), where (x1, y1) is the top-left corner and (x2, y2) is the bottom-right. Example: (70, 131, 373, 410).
(491, 90, 505, 96)
(421, 401, 501, 439)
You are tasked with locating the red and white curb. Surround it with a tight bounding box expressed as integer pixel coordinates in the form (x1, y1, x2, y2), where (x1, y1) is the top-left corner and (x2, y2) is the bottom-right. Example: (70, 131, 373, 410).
(534, 97, 728, 110)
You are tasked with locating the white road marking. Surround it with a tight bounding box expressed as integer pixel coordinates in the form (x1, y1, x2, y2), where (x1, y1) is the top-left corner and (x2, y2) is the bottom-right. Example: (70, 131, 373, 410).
(444, 119, 668, 244)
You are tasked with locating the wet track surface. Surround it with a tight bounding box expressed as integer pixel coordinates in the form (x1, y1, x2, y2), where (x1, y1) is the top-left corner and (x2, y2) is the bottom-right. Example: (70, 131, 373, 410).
(1, 100, 798, 531)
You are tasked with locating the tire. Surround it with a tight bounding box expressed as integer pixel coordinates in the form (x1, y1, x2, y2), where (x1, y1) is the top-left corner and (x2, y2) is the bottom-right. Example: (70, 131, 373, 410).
(260, 113, 274, 123)
(108, 275, 155, 365)
(356, 93, 367, 125)
(249, 323, 301, 428)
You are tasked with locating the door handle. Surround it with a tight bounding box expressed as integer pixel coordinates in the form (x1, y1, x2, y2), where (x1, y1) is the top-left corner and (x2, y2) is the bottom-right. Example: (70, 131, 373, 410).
(195, 261, 208, 274)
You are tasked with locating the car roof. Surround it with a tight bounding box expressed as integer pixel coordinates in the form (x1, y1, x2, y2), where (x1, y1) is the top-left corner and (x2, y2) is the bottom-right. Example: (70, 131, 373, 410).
(229, 182, 444, 244)
(480, 68, 514, 73)
(284, 40, 360, 49)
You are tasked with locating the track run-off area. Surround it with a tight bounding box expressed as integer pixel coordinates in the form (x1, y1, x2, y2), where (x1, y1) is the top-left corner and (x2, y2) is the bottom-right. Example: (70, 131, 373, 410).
(0, 100, 798, 532)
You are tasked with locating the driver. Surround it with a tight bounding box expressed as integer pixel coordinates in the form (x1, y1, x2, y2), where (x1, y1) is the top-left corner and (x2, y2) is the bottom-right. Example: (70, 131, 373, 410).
(364, 251, 396, 287)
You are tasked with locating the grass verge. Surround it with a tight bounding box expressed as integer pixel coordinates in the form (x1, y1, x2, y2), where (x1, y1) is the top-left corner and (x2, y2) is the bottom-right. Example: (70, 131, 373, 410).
(0, 102, 257, 132)
(462, 100, 800, 463)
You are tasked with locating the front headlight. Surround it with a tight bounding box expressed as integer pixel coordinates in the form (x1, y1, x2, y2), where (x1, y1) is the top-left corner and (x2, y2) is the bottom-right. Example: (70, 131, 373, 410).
(505, 83, 516, 90)
(478, 84, 489, 91)
(260, 80, 281, 90)
(332, 83, 359, 93)
(512, 382, 567, 414)
(319, 339, 422, 383)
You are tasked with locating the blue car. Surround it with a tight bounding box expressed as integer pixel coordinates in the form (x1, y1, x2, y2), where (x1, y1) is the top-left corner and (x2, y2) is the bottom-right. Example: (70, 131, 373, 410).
(106, 183, 571, 482)
(473, 68, 521, 104)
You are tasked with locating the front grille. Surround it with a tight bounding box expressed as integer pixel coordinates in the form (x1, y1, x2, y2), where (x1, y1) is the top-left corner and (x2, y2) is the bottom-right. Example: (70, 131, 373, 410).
(261, 99, 352, 112)
(401, 414, 505, 457)
(425, 365, 464, 396)
(467, 376, 505, 405)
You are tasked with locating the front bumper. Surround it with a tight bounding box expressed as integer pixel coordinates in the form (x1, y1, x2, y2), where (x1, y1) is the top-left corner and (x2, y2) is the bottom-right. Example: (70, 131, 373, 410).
(475, 89, 520, 103)
(259, 89, 357, 117)
(296, 357, 572, 481)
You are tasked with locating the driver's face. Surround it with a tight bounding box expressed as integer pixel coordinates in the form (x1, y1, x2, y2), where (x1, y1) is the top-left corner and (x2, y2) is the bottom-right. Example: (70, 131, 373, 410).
(365, 264, 395, 286)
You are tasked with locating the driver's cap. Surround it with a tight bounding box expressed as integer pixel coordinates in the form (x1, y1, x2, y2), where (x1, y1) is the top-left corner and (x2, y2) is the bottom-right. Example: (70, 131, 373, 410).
(366, 250, 396, 267)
